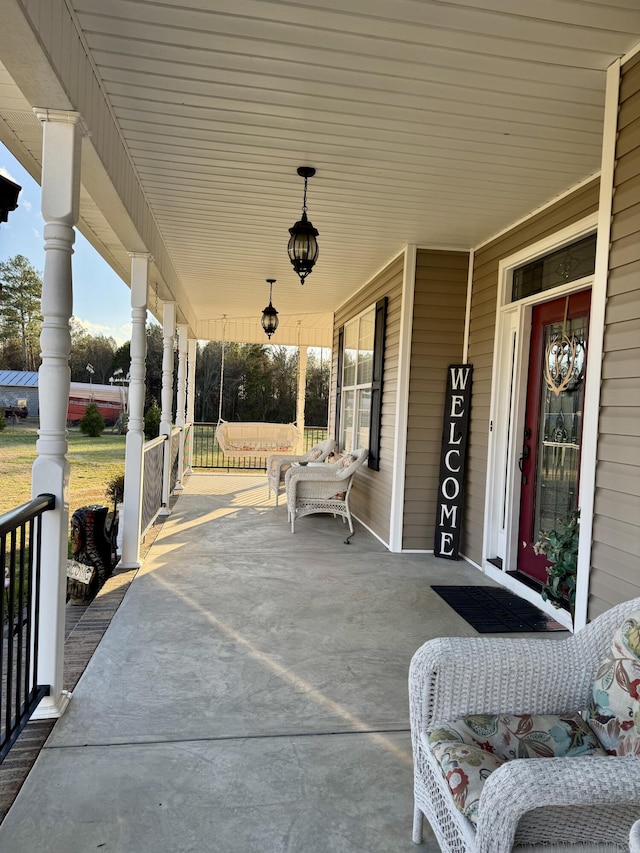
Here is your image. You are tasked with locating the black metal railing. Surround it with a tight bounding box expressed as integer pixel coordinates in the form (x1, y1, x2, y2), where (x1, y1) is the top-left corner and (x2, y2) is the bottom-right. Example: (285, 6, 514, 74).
(0, 494, 54, 764)
(192, 424, 328, 469)
(303, 427, 329, 451)
(141, 436, 165, 536)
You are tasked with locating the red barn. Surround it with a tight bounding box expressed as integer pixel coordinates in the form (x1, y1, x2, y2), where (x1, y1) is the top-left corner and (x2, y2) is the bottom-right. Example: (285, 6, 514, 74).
(67, 382, 128, 427)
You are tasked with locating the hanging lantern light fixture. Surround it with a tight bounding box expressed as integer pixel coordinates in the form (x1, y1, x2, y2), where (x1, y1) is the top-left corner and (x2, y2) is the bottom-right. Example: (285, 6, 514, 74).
(287, 166, 319, 285)
(261, 278, 279, 339)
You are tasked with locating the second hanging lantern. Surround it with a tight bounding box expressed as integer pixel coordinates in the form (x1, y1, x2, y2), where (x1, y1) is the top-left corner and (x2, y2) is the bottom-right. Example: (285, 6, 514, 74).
(261, 278, 279, 339)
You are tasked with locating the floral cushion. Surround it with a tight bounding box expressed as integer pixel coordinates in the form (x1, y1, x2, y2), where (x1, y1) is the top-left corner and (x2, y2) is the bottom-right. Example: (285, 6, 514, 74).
(429, 712, 605, 826)
(308, 448, 323, 460)
(587, 609, 640, 755)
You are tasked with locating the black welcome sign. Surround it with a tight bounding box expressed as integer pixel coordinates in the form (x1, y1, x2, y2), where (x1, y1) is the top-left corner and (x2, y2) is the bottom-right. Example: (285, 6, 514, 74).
(434, 364, 473, 559)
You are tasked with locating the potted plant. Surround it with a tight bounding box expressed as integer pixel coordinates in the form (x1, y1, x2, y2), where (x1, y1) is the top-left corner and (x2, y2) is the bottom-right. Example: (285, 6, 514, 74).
(534, 508, 580, 619)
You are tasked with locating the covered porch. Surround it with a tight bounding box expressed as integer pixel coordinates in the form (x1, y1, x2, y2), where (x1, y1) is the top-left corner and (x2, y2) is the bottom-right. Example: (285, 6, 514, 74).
(1, 5, 640, 840)
(0, 471, 489, 851)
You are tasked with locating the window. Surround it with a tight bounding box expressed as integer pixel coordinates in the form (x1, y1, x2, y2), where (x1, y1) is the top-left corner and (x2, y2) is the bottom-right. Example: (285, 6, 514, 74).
(335, 297, 387, 471)
(511, 234, 596, 302)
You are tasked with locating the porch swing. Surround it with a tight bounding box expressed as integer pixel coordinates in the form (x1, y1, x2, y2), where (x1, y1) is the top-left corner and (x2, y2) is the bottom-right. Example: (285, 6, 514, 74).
(215, 421, 299, 459)
(213, 325, 300, 460)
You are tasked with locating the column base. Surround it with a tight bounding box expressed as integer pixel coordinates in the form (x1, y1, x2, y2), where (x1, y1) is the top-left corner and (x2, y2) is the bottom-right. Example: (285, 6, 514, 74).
(173, 483, 184, 492)
(117, 559, 141, 570)
(32, 689, 72, 720)
(157, 506, 172, 517)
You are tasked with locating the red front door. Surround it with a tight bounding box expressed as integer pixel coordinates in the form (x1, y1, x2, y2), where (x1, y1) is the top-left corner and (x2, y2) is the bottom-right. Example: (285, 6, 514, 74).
(517, 290, 590, 583)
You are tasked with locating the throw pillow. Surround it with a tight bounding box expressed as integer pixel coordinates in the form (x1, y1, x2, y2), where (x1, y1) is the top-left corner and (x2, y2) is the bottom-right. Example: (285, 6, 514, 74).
(588, 609, 640, 755)
(429, 739, 505, 826)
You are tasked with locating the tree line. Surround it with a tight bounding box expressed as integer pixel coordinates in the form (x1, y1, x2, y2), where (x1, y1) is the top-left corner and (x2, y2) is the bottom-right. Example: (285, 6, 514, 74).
(196, 341, 329, 426)
(0, 254, 329, 425)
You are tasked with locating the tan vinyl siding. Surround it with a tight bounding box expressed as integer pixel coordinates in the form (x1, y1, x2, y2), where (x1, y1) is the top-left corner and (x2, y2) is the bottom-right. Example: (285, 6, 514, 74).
(590, 53, 640, 617)
(330, 254, 404, 545)
(402, 250, 469, 550)
(464, 179, 600, 565)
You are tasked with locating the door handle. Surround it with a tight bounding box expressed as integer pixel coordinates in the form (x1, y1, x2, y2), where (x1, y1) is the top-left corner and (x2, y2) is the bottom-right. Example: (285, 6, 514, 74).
(519, 428, 531, 483)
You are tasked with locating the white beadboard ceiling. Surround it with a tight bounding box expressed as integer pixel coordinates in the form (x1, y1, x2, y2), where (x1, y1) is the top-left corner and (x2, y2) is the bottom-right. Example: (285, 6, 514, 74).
(3, 0, 640, 344)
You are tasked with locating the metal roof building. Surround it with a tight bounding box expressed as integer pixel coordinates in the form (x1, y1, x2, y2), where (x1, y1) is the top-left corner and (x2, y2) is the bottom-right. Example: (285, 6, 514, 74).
(0, 370, 39, 387)
(0, 371, 39, 417)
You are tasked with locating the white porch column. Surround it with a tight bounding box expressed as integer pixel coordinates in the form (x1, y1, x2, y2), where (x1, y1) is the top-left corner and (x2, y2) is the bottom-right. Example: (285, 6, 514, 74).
(31, 109, 83, 719)
(389, 245, 416, 552)
(159, 302, 176, 513)
(185, 337, 197, 473)
(174, 324, 188, 491)
(296, 344, 308, 453)
(120, 253, 149, 569)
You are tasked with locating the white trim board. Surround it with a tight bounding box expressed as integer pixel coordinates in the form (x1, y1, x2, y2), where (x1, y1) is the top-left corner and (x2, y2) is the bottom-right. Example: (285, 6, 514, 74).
(389, 244, 416, 553)
(462, 250, 474, 363)
(573, 59, 620, 631)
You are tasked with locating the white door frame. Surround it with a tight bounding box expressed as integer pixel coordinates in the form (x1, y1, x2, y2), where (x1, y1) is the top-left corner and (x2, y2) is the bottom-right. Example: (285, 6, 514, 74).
(482, 213, 599, 631)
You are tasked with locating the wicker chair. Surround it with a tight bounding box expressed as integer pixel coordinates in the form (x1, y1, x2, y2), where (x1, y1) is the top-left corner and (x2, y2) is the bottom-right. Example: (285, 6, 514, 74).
(266, 438, 336, 506)
(409, 596, 640, 853)
(284, 447, 368, 534)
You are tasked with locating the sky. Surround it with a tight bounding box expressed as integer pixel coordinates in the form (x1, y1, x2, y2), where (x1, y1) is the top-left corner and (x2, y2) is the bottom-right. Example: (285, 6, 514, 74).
(0, 143, 134, 345)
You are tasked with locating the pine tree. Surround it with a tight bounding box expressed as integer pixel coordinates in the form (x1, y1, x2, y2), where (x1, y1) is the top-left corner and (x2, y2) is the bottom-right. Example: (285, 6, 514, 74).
(80, 402, 105, 437)
(0, 255, 43, 371)
(144, 400, 161, 439)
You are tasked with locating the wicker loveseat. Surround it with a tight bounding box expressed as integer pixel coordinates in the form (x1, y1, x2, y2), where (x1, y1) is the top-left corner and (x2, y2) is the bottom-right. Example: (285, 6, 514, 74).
(284, 447, 368, 534)
(266, 438, 336, 506)
(409, 596, 640, 853)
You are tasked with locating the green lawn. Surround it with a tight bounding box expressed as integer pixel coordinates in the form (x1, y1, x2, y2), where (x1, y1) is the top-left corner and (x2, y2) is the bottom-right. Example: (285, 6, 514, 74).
(0, 423, 125, 517)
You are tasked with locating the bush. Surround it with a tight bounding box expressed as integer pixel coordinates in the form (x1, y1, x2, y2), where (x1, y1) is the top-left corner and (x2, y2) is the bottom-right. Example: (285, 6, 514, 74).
(80, 402, 105, 437)
(0, 412, 5, 432)
(144, 400, 161, 440)
(105, 470, 125, 505)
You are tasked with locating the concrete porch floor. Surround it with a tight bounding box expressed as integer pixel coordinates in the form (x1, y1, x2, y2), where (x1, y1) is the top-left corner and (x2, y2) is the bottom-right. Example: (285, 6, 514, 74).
(1, 472, 511, 852)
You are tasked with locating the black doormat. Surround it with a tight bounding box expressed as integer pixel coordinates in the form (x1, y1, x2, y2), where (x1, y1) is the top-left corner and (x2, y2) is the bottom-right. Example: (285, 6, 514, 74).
(431, 585, 567, 633)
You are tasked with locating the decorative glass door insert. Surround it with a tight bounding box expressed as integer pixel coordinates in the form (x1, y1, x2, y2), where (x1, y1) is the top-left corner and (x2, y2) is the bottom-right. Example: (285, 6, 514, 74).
(517, 290, 590, 583)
